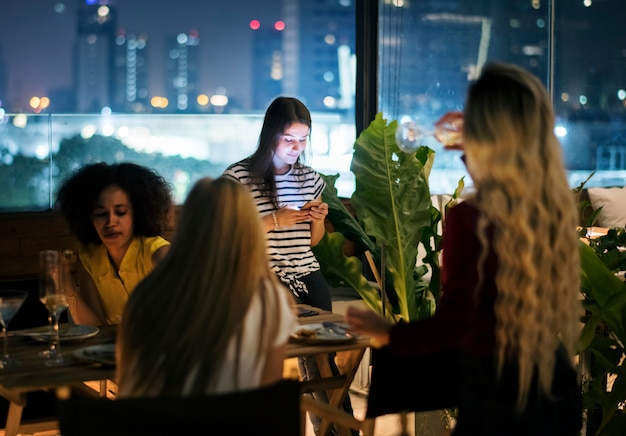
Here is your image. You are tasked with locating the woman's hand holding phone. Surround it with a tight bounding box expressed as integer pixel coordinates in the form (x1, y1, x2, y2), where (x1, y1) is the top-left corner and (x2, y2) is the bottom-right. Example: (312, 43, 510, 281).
(301, 200, 322, 210)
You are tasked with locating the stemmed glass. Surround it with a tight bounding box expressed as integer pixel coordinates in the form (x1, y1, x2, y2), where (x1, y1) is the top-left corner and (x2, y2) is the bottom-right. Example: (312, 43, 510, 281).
(39, 250, 57, 358)
(395, 112, 464, 153)
(38, 250, 71, 366)
(0, 289, 28, 369)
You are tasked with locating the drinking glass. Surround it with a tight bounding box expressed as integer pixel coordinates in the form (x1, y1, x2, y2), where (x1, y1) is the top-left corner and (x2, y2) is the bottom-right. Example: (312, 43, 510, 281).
(39, 250, 71, 366)
(395, 111, 464, 153)
(0, 289, 28, 369)
(39, 250, 57, 358)
(433, 111, 464, 150)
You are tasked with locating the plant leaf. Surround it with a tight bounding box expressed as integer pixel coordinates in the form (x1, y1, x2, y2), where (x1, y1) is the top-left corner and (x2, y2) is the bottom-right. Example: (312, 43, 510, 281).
(312, 231, 391, 317)
(350, 113, 434, 321)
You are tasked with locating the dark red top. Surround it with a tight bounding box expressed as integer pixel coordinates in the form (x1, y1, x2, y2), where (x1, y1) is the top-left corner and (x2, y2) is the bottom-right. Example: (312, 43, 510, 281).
(389, 200, 498, 359)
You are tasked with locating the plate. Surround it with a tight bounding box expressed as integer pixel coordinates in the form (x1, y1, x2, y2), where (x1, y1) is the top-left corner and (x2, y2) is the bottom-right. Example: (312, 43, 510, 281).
(290, 322, 355, 345)
(27, 324, 100, 342)
(73, 344, 116, 366)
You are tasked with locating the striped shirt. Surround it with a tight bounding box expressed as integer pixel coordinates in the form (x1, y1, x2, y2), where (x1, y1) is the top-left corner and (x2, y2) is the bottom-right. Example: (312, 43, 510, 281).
(223, 158, 325, 279)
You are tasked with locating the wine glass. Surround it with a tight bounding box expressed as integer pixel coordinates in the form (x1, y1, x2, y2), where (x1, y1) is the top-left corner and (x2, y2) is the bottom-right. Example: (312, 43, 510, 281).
(39, 250, 71, 366)
(0, 289, 28, 369)
(395, 112, 464, 153)
(395, 120, 432, 153)
(433, 111, 464, 150)
(39, 250, 58, 358)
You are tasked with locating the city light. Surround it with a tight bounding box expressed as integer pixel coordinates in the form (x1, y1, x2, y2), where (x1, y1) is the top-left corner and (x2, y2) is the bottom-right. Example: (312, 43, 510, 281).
(323, 96, 336, 109)
(80, 124, 97, 139)
(150, 96, 169, 109)
(209, 94, 228, 107)
(29, 96, 50, 113)
(197, 94, 210, 106)
(12, 114, 27, 129)
(554, 125, 568, 138)
(249, 20, 261, 30)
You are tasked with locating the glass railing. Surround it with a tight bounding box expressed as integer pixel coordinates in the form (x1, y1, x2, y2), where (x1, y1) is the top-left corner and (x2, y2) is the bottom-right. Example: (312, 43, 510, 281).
(0, 112, 357, 212)
(0, 112, 623, 212)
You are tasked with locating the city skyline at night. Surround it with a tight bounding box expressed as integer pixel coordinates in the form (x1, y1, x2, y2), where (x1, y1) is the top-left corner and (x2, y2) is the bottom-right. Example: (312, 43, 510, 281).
(0, 0, 284, 112)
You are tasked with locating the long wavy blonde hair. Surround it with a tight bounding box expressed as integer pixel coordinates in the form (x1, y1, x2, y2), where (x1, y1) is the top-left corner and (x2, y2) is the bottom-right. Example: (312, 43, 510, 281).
(116, 176, 291, 396)
(462, 63, 581, 409)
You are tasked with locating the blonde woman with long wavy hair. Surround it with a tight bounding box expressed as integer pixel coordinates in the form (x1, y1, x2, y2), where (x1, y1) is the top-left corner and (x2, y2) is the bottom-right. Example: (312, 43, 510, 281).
(116, 176, 297, 396)
(346, 63, 582, 434)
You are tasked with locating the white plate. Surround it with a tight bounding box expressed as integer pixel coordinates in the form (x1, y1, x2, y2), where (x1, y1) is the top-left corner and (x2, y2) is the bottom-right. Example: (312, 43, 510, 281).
(290, 322, 355, 345)
(73, 344, 116, 366)
(26, 324, 100, 342)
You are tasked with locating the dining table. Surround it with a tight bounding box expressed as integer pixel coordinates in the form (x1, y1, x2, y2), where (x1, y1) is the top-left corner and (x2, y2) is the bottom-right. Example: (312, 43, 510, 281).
(290, 304, 372, 436)
(0, 323, 117, 436)
(0, 304, 371, 436)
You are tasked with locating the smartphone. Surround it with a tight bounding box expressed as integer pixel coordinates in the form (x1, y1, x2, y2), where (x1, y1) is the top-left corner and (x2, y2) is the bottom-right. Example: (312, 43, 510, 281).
(301, 200, 322, 210)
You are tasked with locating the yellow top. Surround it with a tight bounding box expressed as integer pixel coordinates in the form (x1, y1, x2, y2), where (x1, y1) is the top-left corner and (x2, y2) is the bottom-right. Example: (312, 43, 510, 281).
(79, 236, 170, 324)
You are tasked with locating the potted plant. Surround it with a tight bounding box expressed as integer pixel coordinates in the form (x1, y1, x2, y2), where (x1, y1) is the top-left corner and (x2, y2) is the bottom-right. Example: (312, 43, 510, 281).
(576, 175, 626, 435)
(314, 113, 461, 433)
(315, 115, 626, 435)
(314, 112, 462, 323)
(578, 238, 626, 436)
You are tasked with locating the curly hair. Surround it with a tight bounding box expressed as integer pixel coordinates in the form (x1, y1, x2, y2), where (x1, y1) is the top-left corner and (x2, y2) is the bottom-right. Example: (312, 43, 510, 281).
(463, 63, 581, 409)
(55, 162, 173, 245)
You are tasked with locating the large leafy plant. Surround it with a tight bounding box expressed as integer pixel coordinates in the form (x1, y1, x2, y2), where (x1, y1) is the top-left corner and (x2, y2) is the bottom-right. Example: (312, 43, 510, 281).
(576, 174, 626, 435)
(313, 113, 462, 322)
(578, 241, 626, 436)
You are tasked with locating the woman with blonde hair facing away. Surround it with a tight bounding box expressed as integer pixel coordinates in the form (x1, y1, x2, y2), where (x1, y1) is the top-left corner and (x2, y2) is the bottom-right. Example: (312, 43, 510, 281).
(116, 177, 297, 396)
(346, 63, 582, 434)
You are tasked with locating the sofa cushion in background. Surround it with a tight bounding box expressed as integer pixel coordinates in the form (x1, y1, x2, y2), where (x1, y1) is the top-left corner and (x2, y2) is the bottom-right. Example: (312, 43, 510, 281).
(587, 186, 626, 228)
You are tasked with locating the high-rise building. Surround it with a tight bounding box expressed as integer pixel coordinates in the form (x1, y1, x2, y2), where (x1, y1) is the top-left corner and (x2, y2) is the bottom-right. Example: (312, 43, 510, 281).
(75, 1, 117, 112)
(0, 47, 7, 110)
(164, 30, 200, 113)
(295, 0, 355, 113)
(249, 0, 355, 113)
(112, 31, 150, 113)
(251, 25, 284, 110)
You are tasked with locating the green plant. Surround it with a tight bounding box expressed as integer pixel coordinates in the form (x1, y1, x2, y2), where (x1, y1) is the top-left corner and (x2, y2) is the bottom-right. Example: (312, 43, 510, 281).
(576, 175, 626, 435)
(313, 112, 462, 322)
(574, 171, 602, 229)
(585, 228, 626, 275)
(315, 116, 626, 434)
(578, 241, 626, 435)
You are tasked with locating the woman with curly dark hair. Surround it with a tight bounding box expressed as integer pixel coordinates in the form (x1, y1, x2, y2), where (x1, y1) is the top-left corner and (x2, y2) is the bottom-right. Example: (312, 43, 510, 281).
(55, 162, 173, 326)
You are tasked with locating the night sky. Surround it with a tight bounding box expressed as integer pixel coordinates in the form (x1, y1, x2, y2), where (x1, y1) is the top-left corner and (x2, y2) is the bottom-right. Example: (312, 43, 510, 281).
(0, 0, 282, 110)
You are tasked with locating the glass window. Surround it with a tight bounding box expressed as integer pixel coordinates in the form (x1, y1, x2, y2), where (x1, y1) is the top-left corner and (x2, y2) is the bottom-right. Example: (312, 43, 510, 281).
(377, 0, 626, 194)
(554, 0, 626, 188)
(0, 0, 357, 211)
(1, 0, 625, 211)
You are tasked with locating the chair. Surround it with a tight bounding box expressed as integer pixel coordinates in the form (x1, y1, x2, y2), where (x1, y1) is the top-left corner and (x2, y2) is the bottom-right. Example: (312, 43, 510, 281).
(56, 379, 302, 436)
(301, 395, 375, 436)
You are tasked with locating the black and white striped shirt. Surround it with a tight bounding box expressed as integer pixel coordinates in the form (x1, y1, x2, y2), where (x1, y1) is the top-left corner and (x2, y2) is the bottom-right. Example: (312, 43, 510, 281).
(223, 159, 325, 279)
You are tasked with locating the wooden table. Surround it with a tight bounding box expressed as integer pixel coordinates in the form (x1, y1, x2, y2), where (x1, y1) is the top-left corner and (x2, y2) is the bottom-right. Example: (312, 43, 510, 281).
(0, 324, 116, 436)
(0, 306, 371, 436)
(291, 304, 372, 436)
